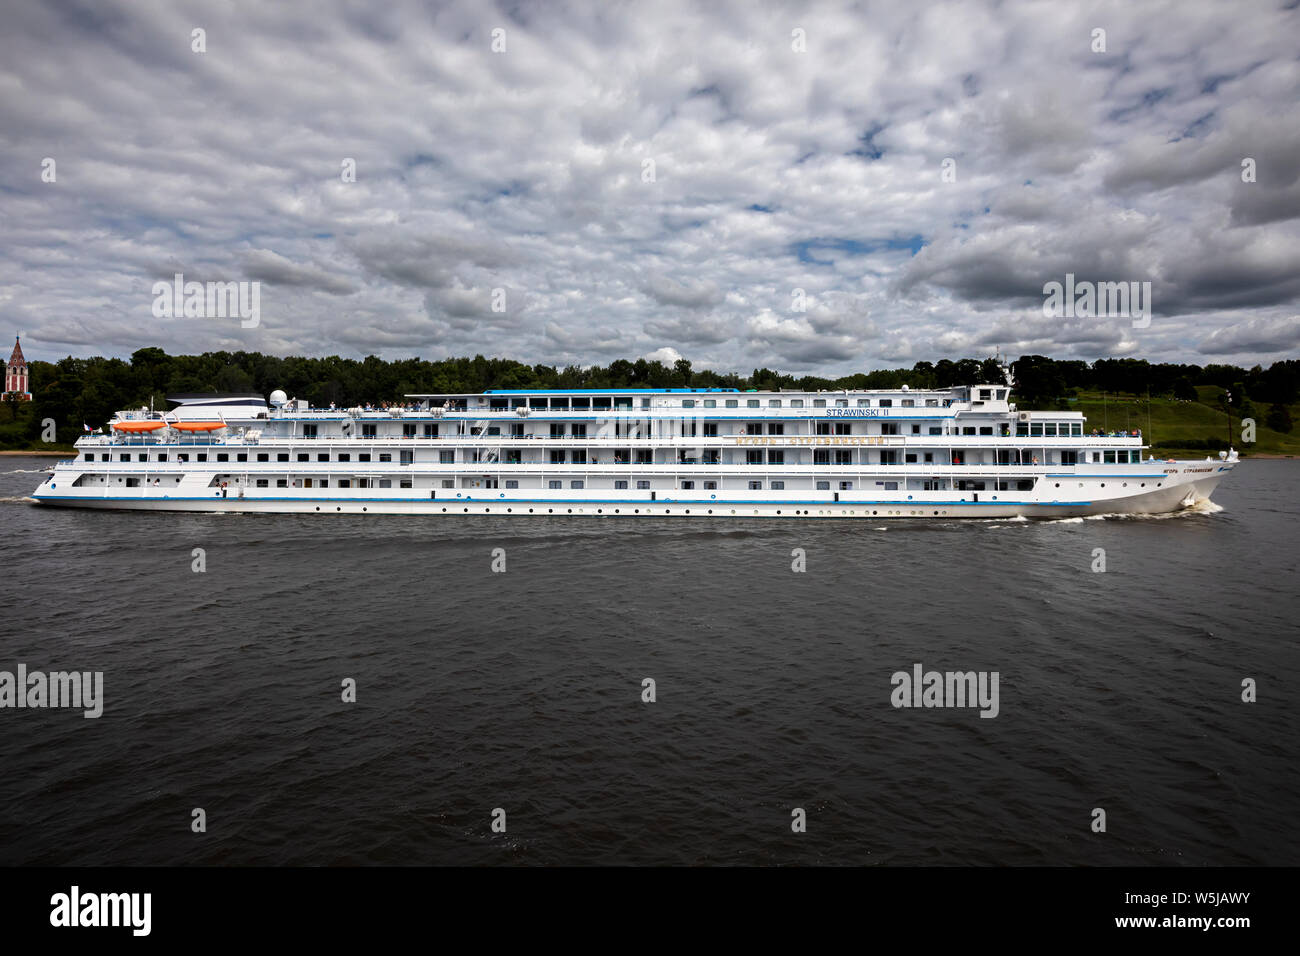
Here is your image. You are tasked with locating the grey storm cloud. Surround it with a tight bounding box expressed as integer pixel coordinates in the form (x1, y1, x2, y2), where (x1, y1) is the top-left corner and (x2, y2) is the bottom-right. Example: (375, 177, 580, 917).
(0, 0, 1297, 374)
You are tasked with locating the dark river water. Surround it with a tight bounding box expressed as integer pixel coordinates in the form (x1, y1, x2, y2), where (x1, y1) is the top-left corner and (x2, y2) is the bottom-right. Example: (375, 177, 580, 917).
(0, 456, 1296, 865)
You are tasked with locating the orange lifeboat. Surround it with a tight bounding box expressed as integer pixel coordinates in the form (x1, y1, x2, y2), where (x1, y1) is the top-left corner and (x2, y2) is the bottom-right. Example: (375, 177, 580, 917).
(169, 421, 227, 432)
(112, 420, 167, 433)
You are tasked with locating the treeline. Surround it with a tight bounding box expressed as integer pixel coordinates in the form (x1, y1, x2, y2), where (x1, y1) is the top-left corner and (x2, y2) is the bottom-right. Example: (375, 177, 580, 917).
(2, 348, 1297, 447)
(1011, 355, 1300, 406)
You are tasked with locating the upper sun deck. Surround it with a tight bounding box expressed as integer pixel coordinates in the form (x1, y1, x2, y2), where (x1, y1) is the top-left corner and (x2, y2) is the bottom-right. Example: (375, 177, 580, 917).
(388, 384, 1019, 416)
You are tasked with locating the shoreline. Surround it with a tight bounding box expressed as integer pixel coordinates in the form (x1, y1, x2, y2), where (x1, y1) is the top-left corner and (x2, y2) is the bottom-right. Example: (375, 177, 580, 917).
(0, 450, 69, 456)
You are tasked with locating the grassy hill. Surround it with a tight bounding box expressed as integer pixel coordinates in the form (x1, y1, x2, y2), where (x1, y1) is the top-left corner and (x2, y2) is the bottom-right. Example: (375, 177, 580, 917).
(1049, 388, 1299, 458)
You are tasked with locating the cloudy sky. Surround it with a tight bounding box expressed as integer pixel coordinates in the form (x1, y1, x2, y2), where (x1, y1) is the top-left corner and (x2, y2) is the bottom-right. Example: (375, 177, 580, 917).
(2, 0, 1298, 374)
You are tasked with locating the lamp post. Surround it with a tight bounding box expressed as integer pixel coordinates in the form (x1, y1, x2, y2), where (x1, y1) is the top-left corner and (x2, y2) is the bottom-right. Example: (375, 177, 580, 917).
(1225, 390, 1232, 450)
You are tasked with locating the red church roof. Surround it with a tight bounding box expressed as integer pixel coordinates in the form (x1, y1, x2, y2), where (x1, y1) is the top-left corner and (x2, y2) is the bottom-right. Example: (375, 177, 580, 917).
(8, 336, 26, 368)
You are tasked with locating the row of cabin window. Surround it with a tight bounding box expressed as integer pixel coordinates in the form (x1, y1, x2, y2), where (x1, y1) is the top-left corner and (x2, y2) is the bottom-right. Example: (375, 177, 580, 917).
(93, 451, 416, 464)
(478, 397, 954, 410)
(245, 478, 415, 489)
(1017, 423, 1085, 437)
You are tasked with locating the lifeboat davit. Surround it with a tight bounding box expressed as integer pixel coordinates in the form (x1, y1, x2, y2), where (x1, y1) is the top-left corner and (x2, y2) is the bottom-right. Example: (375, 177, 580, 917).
(112, 420, 167, 433)
(169, 420, 227, 432)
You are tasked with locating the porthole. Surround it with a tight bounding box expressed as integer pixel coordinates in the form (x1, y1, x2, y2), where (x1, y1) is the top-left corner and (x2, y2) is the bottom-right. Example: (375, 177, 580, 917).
(1122, 482, 1127, 487)
(597, 508, 602, 513)
(708, 509, 713, 514)
(528, 508, 533, 513)
(567, 508, 573, 513)
(776, 510, 781, 514)
(464, 507, 468, 512)
(507, 508, 512, 512)
(442, 507, 447, 512)
(363, 507, 367, 511)
(336, 507, 341, 511)
(1101, 483, 1106, 487)
(315, 506, 320, 511)
(1055, 483, 1060, 488)
(548, 508, 553, 513)
(685, 509, 690, 514)
(1140, 483, 1145, 488)
(933, 510, 939, 515)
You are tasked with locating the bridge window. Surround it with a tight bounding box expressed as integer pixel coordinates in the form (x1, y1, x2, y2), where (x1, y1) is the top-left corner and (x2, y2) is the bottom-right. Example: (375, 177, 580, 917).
(571, 397, 590, 410)
(816, 481, 830, 490)
(637, 480, 650, 489)
(771, 480, 784, 489)
(614, 480, 628, 489)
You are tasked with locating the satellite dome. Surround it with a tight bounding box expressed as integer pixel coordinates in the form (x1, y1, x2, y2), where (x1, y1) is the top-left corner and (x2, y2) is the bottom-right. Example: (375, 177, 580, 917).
(269, 389, 288, 406)
(901, 384, 909, 391)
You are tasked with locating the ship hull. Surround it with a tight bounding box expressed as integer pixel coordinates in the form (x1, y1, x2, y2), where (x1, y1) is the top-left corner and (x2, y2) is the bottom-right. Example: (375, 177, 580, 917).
(30, 463, 1232, 519)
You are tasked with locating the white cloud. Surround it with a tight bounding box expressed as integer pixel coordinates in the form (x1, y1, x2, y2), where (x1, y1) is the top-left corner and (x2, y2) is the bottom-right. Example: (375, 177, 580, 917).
(0, 0, 1296, 372)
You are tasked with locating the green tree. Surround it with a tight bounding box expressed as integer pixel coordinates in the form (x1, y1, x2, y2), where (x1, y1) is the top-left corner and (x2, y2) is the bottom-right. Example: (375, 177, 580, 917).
(1172, 377, 1197, 401)
(1266, 403, 1293, 433)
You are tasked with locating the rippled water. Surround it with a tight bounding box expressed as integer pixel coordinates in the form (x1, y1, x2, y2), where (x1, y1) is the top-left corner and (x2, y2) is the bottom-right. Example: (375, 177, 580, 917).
(1, 456, 1296, 865)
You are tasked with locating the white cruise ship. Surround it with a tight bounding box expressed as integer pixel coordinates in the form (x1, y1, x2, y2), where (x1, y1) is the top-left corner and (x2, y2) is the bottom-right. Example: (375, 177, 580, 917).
(31, 377, 1237, 518)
